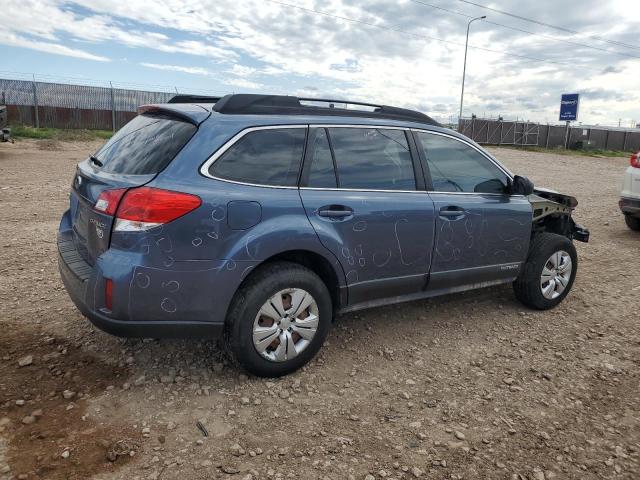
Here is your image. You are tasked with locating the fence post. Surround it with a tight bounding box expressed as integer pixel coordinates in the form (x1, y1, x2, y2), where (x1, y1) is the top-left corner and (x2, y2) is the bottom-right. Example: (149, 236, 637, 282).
(623, 131, 628, 151)
(605, 130, 610, 150)
(564, 121, 570, 149)
(545, 124, 550, 149)
(110, 81, 116, 133)
(32, 75, 39, 129)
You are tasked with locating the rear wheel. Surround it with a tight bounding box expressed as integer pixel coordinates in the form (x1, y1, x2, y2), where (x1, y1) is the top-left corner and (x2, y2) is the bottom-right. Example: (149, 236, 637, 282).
(624, 215, 640, 231)
(513, 233, 578, 310)
(225, 262, 332, 377)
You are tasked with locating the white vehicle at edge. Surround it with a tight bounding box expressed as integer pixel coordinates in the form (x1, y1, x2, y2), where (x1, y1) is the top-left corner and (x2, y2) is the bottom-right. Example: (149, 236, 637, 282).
(620, 151, 640, 231)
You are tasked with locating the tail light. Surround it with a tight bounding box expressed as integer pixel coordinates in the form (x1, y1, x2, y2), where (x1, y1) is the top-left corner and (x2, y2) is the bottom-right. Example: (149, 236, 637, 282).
(94, 188, 127, 216)
(114, 187, 201, 232)
(105, 278, 113, 310)
(631, 151, 640, 168)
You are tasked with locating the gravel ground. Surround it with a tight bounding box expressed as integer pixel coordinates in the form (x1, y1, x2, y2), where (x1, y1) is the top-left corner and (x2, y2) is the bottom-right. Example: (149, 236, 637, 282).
(0, 139, 638, 480)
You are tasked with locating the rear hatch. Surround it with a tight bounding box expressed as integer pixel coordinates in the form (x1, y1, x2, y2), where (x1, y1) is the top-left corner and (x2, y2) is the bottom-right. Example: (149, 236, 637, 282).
(70, 111, 198, 265)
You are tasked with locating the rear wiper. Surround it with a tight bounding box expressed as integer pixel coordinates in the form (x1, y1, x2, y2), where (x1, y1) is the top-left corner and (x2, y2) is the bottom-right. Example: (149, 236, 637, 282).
(90, 155, 103, 167)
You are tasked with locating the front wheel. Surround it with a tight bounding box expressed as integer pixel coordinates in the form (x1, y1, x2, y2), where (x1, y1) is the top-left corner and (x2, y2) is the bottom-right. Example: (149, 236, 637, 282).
(225, 262, 332, 377)
(513, 233, 578, 310)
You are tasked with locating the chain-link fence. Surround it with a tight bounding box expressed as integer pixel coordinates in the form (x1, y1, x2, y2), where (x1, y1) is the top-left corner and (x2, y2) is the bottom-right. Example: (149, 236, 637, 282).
(0, 78, 178, 131)
(459, 117, 640, 152)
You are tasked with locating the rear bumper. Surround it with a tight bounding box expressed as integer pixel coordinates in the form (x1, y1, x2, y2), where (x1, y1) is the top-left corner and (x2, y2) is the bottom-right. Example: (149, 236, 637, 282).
(57, 231, 224, 339)
(619, 197, 640, 217)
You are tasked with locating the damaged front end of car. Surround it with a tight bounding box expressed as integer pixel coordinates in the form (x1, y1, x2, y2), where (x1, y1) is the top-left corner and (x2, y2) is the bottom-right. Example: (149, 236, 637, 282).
(528, 188, 590, 243)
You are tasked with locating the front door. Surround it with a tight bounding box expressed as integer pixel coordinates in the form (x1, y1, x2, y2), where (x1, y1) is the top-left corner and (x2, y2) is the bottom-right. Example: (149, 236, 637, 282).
(299, 126, 436, 306)
(412, 131, 532, 293)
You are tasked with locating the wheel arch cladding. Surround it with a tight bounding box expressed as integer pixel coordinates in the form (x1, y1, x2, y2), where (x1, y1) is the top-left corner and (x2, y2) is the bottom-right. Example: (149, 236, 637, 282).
(232, 250, 345, 314)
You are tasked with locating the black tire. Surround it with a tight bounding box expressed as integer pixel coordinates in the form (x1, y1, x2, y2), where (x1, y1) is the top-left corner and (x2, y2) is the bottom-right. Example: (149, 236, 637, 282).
(624, 215, 640, 231)
(513, 233, 578, 310)
(224, 261, 332, 377)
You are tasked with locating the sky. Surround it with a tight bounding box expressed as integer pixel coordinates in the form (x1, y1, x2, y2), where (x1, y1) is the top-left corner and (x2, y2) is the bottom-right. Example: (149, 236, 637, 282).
(2, 0, 640, 126)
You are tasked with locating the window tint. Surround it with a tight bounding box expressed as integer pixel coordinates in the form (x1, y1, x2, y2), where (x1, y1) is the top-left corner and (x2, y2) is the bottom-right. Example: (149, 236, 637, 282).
(416, 133, 508, 194)
(210, 128, 305, 186)
(328, 128, 415, 190)
(307, 129, 337, 188)
(95, 113, 196, 175)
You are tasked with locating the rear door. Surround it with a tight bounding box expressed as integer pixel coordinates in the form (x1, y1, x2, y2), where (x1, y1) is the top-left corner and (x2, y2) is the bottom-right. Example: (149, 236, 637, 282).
(413, 131, 532, 293)
(299, 126, 436, 306)
(70, 113, 197, 265)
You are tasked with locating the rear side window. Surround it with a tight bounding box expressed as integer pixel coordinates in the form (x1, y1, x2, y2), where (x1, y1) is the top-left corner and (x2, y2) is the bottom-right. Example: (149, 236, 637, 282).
(328, 128, 415, 190)
(210, 128, 306, 186)
(95, 113, 196, 175)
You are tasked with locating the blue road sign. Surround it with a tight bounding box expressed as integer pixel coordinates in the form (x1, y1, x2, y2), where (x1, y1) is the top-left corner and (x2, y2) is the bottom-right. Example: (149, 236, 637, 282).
(559, 93, 580, 121)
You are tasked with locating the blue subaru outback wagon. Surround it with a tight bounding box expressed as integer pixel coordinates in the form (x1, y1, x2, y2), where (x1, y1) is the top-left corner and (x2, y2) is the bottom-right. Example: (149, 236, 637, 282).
(58, 94, 589, 376)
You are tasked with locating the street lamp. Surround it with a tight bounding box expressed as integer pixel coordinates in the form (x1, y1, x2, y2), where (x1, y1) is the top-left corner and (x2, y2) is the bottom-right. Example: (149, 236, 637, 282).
(458, 15, 486, 123)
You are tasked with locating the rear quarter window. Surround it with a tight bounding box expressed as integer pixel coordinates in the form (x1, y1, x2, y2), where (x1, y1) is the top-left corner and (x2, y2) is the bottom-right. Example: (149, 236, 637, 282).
(94, 113, 196, 175)
(209, 128, 306, 186)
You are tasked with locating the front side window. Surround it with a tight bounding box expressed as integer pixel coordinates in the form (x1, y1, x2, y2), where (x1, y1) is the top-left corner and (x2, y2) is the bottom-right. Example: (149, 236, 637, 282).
(415, 133, 508, 194)
(210, 128, 306, 186)
(328, 128, 415, 190)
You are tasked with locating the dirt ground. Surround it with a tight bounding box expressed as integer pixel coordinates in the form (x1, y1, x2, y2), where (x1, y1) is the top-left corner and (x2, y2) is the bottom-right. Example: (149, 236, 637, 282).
(0, 138, 638, 480)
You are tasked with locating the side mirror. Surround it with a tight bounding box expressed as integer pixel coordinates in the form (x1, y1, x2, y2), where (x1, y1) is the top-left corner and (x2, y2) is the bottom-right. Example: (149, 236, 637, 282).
(510, 175, 534, 195)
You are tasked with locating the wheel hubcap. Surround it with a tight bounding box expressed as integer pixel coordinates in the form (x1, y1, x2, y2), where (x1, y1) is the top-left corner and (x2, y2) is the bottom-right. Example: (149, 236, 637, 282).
(540, 250, 572, 300)
(252, 288, 319, 362)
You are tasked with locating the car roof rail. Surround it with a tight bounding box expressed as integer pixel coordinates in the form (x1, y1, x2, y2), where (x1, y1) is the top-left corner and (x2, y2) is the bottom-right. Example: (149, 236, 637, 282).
(168, 94, 222, 104)
(211, 94, 441, 126)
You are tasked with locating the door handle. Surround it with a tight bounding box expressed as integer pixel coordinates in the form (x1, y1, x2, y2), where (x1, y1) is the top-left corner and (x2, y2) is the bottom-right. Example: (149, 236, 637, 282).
(318, 205, 353, 218)
(439, 206, 466, 219)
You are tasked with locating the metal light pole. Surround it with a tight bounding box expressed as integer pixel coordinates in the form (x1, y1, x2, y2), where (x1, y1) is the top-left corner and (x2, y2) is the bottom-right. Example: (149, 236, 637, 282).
(458, 15, 486, 124)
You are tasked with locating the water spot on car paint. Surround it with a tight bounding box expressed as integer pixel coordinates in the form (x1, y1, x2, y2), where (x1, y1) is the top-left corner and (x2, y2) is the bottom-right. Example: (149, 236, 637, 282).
(435, 221, 455, 262)
(245, 235, 259, 259)
(353, 221, 367, 232)
(241, 266, 254, 279)
(162, 280, 180, 293)
(346, 270, 358, 283)
(358, 257, 366, 267)
(394, 218, 419, 266)
(226, 260, 237, 270)
(373, 250, 392, 267)
(135, 273, 150, 289)
(163, 256, 175, 268)
(206, 232, 219, 240)
(192, 237, 203, 247)
(347, 257, 355, 266)
(211, 205, 226, 222)
(354, 244, 363, 257)
(341, 247, 350, 258)
(160, 298, 177, 313)
(156, 236, 173, 253)
(465, 218, 473, 234)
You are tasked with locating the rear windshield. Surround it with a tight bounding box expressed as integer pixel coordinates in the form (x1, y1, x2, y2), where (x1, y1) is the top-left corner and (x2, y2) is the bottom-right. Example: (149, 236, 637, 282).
(94, 113, 196, 175)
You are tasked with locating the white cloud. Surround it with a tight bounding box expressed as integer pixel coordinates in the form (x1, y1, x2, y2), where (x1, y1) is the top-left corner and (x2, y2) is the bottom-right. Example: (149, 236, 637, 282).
(2, 31, 110, 62)
(225, 77, 264, 90)
(140, 63, 213, 75)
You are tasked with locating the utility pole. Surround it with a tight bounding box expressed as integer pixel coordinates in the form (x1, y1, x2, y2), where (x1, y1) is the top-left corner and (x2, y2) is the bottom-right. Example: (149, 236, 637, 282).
(458, 15, 486, 125)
